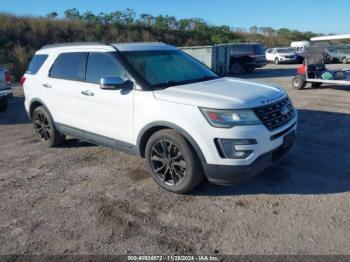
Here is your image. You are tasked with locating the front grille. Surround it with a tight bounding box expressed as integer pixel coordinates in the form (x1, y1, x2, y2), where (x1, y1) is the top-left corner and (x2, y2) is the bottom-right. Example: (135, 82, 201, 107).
(253, 97, 295, 131)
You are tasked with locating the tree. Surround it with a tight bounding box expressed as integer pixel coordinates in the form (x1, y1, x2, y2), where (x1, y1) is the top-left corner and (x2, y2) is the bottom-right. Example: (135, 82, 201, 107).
(64, 8, 80, 20)
(250, 26, 258, 34)
(46, 12, 58, 19)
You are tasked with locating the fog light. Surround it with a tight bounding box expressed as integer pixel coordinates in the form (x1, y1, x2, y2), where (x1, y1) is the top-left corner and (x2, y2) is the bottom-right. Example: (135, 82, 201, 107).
(216, 139, 256, 159)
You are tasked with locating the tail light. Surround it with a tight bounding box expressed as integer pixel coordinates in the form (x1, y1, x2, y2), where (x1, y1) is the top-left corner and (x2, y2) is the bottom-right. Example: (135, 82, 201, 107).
(5, 71, 11, 85)
(20, 76, 26, 85)
(297, 66, 306, 75)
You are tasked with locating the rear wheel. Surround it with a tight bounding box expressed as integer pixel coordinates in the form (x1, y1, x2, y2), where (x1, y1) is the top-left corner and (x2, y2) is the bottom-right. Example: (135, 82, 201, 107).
(145, 129, 203, 193)
(0, 96, 8, 112)
(33, 106, 65, 147)
(292, 75, 307, 90)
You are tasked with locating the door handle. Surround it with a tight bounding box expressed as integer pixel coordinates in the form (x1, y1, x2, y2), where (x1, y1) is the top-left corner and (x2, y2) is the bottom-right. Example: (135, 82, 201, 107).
(81, 90, 94, 96)
(43, 83, 52, 88)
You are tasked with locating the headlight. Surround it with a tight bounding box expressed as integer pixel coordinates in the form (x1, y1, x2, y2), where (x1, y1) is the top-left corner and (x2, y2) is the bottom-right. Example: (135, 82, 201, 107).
(200, 108, 261, 128)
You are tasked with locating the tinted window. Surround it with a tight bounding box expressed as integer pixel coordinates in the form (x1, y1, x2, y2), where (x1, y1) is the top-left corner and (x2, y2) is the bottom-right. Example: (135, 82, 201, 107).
(252, 44, 265, 55)
(86, 53, 125, 84)
(26, 54, 48, 74)
(50, 52, 87, 81)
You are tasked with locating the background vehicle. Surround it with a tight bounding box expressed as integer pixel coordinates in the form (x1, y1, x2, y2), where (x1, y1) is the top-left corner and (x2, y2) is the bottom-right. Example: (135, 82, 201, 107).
(292, 34, 350, 90)
(326, 45, 350, 64)
(24, 42, 296, 193)
(0, 67, 12, 112)
(181, 43, 266, 75)
(291, 41, 310, 52)
(266, 48, 298, 64)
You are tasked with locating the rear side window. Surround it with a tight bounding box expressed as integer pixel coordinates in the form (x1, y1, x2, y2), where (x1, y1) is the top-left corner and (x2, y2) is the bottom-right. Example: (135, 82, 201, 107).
(49, 52, 88, 81)
(86, 52, 125, 84)
(26, 54, 48, 74)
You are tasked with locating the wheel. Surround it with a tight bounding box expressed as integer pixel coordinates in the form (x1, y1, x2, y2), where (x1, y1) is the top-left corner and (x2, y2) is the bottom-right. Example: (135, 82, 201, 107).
(311, 82, 322, 88)
(292, 75, 307, 90)
(275, 58, 280, 65)
(0, 96, 8, 112)
(33, 106, 65, 147)
(145, 129, 203, 193)
(230, 62, 244, 75)
(343, 57, 348, 64)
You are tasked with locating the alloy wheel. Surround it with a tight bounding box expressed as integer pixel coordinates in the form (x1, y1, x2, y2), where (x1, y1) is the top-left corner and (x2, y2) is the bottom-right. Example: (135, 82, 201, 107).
(150, 140, 187, 186)
(34, 112, 51, 142)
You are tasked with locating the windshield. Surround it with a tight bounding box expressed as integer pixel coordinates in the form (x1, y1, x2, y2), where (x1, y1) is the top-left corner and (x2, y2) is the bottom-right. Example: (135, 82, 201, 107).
(121, 50, 218, 88)
(276, 48, 295, 53)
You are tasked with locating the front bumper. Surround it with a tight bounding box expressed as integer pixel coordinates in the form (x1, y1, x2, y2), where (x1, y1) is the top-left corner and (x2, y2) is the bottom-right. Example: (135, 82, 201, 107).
(0, 88, 13, 98)
(203, 130, 296, 185)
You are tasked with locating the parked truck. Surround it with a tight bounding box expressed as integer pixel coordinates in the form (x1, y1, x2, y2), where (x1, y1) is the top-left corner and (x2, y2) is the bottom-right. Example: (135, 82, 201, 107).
(180, 43, 266, 75)
(0, 67, 12, 112)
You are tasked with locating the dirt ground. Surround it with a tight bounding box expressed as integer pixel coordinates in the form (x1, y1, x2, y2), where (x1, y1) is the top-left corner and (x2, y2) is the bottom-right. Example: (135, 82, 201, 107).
(0, 64, 350, 255)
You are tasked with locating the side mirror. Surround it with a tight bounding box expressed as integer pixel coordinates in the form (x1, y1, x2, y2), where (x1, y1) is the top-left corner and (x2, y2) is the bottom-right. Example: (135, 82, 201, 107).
(100, 77, 133, 90)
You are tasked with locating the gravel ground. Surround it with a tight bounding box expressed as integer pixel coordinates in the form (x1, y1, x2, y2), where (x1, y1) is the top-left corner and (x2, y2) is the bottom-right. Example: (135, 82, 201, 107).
(0, 64, 349, 255)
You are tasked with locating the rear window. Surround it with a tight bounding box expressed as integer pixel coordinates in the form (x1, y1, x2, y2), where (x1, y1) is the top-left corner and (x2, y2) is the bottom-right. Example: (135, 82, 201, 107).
(252, 45, 265, 55)
(49, 52, 88, 81)
(26, 54, 48, 74)
(233, 45, 253, 53)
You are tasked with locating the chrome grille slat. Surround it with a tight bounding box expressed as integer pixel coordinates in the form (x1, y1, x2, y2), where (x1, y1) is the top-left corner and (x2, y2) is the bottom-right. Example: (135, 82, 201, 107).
(254, 97, 295, 131)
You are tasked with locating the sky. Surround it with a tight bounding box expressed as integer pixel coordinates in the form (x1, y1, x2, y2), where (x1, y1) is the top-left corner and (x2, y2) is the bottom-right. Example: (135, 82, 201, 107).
(0, 0, 349, 34)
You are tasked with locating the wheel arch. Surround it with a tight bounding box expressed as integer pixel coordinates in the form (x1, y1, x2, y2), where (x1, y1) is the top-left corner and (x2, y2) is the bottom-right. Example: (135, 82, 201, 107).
(29, 98, 54, 122)
(137, 121, 207, 163)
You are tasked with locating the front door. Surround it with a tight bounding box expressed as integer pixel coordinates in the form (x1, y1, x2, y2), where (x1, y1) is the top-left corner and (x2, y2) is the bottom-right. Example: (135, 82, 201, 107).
(77, 52, 134, 144)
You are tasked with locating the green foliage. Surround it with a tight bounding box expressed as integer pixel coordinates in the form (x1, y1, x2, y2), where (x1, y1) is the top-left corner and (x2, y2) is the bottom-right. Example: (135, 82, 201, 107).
(0, 9, 320, 81)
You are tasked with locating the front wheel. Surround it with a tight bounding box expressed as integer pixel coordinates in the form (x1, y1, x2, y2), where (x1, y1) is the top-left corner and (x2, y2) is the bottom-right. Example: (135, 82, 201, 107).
(0, 96, 8, 112)
(33, 106, 65, 147)
(343, 58, 348, 64)
(292, 75, 307, 90)
(275, 58, 280, 65)
(145, 129, 203, 193)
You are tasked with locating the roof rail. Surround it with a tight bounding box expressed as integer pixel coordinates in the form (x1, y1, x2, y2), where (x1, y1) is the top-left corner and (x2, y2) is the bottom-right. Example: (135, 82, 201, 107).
(41, 42, 107, 49)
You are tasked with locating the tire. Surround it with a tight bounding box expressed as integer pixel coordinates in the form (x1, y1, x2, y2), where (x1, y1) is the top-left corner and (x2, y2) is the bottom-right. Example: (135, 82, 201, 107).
(32, 106, 65, 147)
(230, 61, 244, 75)
(343, 58, 348, 64)
(275, 58, 280, 65)
(311, 82, 322, 88)
(145, 129, 203, 194)
(0, 96, 8, 112)
(292, 75, 307, 90)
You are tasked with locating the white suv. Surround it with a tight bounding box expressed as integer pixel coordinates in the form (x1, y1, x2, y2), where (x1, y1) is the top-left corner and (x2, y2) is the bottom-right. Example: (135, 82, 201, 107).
(23, 42, 297, 193)
(266, 48, 298, 64)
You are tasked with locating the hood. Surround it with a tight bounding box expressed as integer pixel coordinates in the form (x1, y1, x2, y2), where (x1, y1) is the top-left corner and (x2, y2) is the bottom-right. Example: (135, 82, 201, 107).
(153, 77, 286, 109)
(279, 52, 296, 56)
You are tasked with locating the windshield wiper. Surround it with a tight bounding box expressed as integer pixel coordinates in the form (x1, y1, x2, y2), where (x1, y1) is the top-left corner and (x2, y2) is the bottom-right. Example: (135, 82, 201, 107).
(151, 76, 220, 89)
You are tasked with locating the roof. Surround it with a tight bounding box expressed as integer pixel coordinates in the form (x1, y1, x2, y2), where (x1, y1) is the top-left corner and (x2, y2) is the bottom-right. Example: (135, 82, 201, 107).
(41, 42, 106, 50)
(112, 42, 176, 52)
(311, 34, 350, 42)
(39, 42, 175, 52)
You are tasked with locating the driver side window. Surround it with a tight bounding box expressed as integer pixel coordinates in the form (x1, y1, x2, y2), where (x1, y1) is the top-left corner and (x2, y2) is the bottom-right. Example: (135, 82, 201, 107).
(86, 52, 125, 84)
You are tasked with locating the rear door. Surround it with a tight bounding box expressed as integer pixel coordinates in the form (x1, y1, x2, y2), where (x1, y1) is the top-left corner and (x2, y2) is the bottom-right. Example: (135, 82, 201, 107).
(77, 52, 134, 144)
(41, 52, 87, 129)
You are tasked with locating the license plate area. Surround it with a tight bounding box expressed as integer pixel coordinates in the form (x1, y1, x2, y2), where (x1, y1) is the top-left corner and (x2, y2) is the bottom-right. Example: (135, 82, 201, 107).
(283, 130, 296, 149)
